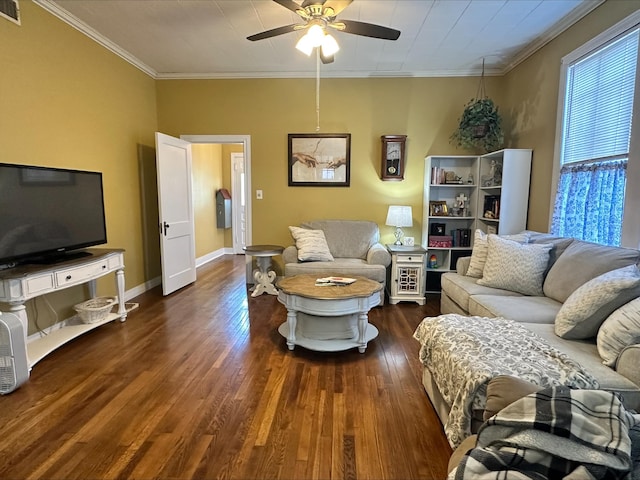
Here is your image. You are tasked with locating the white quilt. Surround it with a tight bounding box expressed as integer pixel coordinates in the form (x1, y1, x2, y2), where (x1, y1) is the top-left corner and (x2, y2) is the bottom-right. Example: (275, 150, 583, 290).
(413, 314, 599, 448)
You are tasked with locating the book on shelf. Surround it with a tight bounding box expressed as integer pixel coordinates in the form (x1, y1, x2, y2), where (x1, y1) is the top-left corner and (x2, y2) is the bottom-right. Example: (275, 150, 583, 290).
(315, 276, 357, 286)
(431, 166, 443, 185)
(431, 167, 465, 185)
(450, 228, 472, 247)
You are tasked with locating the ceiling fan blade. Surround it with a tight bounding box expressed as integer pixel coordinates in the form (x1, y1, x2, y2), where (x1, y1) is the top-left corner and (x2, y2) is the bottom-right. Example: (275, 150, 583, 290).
(320, 51, 334, 64)
(323, 0, 353, 16)
(247, 24, 300, 41)
(339, 20, 400, 40)
(274, 0, 307, 15)
(301, 0, 327, 7)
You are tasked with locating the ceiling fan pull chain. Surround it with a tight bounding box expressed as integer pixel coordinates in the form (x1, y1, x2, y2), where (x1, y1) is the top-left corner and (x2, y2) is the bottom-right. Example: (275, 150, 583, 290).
(316, 47, 321, 132)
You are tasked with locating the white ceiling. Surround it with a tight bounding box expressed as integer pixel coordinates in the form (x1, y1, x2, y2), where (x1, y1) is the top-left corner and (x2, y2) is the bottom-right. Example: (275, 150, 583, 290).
(36, 0, 604, 79)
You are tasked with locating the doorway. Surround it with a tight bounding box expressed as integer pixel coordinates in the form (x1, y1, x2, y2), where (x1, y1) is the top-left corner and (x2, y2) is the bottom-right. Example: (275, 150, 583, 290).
(181, 135, 252, 253)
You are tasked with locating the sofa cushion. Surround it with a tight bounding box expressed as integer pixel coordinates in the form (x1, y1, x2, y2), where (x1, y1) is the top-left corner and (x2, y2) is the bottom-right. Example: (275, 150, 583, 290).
(466, 229, 489, 278)
(524, 322, 640, 411)
(288, 226, 334, 262)
(477, 235, 553, 296)
(555, 264, 640, 340)
(543, 239, 640, 303)
(597, 297, 640, 367)
(302, 220, 378, 259)
(440, 272, 520, 313)
(526, 233, 575, 276)
(469, 295, 561, 324)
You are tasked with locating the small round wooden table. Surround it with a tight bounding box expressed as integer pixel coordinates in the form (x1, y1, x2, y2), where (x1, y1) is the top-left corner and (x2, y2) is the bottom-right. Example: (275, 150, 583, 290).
(276, 274, 382, 353)
(244, 244, 284, 297)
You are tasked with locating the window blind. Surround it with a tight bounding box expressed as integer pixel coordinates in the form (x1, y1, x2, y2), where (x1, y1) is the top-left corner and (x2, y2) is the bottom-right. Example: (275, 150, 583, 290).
(562, 28, 639, 165)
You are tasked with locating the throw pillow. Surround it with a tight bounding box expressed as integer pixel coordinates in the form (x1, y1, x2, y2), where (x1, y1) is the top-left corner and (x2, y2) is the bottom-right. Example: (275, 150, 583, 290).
(466, 229, 488, 278)
(466, 230, 531, 279)
(555, 264, 640, 340)
(597, 297, 640, 367)
(483, 375, 543, 421)
(477, 235, 552, 296)
(288, 226, 334, 262)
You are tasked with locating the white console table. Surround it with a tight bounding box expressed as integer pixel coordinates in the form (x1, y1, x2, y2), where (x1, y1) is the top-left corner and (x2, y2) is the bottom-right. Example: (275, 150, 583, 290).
(0, 248, 126, 368)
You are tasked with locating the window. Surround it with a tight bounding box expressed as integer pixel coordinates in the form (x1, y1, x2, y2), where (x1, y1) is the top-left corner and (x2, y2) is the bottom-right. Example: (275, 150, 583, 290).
(551, 15, 640, 247)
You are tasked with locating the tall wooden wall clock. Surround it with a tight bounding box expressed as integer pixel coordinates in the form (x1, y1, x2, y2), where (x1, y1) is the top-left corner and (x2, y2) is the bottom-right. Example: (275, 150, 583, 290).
(380, 135, 407, 181)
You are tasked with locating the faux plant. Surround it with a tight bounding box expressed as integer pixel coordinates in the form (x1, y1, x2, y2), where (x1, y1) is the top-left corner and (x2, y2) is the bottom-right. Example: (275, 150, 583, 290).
(450, 97, 504, 153)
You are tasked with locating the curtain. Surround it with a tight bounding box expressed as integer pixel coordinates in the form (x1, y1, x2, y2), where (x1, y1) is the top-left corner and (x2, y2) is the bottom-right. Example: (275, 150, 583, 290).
(551, 160, 627, 246)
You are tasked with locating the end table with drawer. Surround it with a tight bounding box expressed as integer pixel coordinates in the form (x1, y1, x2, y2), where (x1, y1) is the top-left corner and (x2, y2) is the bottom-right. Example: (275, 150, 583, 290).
(386, 244, 426, 305)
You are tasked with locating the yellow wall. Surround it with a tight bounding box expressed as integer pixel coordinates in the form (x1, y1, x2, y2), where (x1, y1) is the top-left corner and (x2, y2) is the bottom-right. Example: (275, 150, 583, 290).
(504, 0, 640, 232)
(192, 144, 225, 257)
(0, 2, 158, 332)
(156, 76, 506, 248)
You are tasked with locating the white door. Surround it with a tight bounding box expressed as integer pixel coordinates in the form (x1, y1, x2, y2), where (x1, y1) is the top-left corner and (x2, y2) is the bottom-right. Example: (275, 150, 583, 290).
(231, 152, 246, 253)
(155, 132, 197, 295)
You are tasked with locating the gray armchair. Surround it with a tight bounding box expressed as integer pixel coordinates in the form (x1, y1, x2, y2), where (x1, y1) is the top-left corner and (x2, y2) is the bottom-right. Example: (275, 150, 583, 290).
(283, 220, 391, 304)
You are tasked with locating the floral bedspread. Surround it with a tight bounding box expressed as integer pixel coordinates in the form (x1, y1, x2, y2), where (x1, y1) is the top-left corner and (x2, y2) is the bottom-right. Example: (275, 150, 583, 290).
(413, 314, 599, 448)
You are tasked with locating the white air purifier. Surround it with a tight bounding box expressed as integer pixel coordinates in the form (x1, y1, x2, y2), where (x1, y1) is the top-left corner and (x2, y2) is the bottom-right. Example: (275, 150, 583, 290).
(0, 312, 29, 394)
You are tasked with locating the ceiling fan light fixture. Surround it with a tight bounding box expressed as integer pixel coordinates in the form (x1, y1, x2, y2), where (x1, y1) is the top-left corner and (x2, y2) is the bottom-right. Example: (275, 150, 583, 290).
(295, 34, 314, 56)
(306, 24, 326, 47)
(321, 33, 339, 56)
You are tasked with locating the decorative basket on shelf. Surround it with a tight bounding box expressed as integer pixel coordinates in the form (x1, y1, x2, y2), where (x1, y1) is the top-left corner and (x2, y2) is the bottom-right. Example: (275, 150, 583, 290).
(74, 296, 117, 324)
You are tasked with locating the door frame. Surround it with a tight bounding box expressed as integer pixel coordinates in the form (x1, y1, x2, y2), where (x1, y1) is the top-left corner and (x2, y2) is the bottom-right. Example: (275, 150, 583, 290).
(181, 134, 252, 250)
(230, 152, 246, 254)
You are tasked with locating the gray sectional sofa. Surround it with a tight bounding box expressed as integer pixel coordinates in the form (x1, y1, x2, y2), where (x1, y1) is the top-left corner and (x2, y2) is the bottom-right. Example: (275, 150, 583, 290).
(424, 231, 640, 432)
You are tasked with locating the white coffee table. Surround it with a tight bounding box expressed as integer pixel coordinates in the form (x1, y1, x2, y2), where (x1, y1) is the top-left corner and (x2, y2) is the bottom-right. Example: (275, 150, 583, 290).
(276, 274, 381, 353)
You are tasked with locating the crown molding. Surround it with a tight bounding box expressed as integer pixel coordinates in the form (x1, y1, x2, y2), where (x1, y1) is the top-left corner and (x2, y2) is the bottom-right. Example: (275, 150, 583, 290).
(502, 0, 605, 74)
(154, 67, 504, 80)
(34, 0, 158, 78)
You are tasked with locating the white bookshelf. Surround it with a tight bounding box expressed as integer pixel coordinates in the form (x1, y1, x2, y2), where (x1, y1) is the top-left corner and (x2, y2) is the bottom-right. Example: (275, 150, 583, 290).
(477, 149, 532, 235)
(422, 149, 532, 292)
(423, 155, 478, 292)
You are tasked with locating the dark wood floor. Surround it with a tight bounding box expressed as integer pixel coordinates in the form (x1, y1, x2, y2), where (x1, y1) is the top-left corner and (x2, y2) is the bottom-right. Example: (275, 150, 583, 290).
(0, 254, 451, 480)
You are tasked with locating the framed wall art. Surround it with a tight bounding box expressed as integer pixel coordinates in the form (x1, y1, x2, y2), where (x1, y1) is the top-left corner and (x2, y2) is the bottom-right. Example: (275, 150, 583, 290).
(288, 133, 351, 187)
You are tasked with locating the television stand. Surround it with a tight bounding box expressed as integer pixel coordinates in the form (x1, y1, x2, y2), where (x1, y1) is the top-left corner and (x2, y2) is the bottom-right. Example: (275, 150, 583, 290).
(0, 248, 126, 369)
(27, 250, 94, 265)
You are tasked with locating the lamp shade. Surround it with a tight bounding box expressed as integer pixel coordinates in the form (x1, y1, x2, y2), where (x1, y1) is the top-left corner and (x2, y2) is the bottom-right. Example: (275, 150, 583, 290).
(385, 205, 413, 227)
(321, 33, 339, 56)
(295, 34, 314, 56)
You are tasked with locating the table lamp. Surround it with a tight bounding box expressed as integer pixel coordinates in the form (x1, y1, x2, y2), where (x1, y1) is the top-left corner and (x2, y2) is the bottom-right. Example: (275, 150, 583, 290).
(386, 205, 413, 245)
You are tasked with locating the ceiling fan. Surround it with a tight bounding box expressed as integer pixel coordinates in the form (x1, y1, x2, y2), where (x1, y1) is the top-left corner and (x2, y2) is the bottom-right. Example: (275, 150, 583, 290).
(247, 0, 401, 64)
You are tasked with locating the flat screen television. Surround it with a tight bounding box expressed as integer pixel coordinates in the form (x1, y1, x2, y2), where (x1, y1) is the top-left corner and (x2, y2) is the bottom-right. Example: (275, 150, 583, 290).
(0, 163, 107, 267)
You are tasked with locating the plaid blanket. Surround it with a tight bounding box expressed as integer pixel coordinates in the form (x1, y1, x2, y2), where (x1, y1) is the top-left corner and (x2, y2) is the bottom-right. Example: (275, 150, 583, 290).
(451, 386, 640, 479)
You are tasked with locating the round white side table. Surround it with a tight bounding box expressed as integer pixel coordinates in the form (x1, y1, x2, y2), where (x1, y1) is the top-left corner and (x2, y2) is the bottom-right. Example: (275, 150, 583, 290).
(244, 245, 284, 297)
